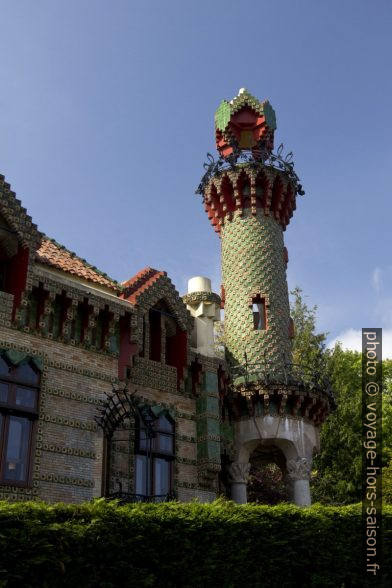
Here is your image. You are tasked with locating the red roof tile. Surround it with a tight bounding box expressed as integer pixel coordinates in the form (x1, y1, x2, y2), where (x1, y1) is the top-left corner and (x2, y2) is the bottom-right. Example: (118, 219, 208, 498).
(36, 238, 120, 291)
(120, 267, 166, 304)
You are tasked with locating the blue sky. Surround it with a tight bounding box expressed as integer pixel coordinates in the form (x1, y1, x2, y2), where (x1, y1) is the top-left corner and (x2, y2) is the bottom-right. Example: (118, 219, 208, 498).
(0, 1, 391, 356)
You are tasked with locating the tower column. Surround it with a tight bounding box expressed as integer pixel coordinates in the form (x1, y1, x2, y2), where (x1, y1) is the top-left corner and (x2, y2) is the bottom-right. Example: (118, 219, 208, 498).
(227, 461, 251, 504)
(286, 457, 312, 506)
(221, 208, 291, 369)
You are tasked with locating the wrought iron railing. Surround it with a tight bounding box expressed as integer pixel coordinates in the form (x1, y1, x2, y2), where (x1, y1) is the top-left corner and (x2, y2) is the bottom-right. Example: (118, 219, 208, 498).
(196, 143, 305, 197)
(230, 359, 335, 405)
(106, 492, 176, 504)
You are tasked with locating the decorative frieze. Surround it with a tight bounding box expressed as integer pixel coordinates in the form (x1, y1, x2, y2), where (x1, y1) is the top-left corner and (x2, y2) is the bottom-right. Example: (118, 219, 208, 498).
(39, 413, 98, 432)
(39, 473, 94, 488)
(44, 387, 103, 406)
(41, 444, 96, 459)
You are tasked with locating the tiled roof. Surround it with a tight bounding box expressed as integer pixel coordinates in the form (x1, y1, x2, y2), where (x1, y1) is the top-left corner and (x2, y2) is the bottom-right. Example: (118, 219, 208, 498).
(120, 267, 166, 304)
(0, 174, 42, 250)
(36, 237, 120, 291)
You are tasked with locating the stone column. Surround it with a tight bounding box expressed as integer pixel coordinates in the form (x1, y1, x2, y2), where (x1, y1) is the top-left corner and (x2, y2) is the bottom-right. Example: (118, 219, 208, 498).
(286, 457, 311, 506)
(227, 462, 251, 504)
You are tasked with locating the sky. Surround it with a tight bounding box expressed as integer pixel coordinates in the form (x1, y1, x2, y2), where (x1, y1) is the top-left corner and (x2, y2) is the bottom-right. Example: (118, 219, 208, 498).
(0, 1, 391, 357)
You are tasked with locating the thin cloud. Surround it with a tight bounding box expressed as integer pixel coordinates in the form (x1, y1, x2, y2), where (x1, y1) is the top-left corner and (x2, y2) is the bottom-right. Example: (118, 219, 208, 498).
(372, 267, 382, 293)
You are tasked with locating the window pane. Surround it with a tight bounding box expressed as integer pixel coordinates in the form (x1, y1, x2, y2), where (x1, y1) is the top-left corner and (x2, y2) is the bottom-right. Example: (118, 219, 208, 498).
(135, 454, 148, 496)
(138, 426, 148, 451)
(4, 416, 31, 482)
(15, 387, 37, 409)
(0, 356, 10, 376)
(157, 433, 174, 454)
(14, 362, 39, 386)
(154, 458, 170, 496)
(252, 301, 265, 330)
(157, 413, 173, 433)
(0, 382, 8, 403)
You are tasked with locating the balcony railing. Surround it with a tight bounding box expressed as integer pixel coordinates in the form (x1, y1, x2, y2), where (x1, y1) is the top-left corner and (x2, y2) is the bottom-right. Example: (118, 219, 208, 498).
(230, 359, 335, 406)
(106, 492, 176, 504)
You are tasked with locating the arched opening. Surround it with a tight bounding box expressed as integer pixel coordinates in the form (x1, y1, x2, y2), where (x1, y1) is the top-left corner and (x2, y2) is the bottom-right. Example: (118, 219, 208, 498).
(247, 444, 289, 504)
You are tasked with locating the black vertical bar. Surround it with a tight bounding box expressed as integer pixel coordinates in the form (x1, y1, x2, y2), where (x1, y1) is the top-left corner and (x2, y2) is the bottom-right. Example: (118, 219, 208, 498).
(362, 328, 382, 582)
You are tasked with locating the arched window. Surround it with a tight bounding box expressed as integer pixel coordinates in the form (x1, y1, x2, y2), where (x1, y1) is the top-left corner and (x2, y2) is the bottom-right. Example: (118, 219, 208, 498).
(135, 411, 174, 499)
(0, 356, 40, 485)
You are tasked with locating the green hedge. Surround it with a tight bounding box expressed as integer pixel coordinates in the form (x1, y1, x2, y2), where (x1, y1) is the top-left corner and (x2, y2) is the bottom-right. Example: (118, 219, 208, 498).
(0, 499, 391, 587)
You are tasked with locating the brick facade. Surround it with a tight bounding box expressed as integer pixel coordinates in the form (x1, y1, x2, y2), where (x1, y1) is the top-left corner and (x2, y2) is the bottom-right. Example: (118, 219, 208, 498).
(0, 176, 223, 503)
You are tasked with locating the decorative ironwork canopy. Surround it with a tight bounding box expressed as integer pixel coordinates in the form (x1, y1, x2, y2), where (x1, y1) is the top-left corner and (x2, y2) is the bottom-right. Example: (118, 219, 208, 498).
(95, 385, 157, 439)
(196, 143, 305, 197)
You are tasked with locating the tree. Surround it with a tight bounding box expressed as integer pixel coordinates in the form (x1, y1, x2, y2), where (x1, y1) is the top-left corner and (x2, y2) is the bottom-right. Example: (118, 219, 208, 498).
(289, 288, 392, 505)
(311, 347, 392, 505)
(290, 286, 328, 373)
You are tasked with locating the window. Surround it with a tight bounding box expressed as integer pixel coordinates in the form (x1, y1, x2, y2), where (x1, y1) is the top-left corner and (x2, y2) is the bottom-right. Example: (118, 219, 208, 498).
(135, 412, 174, 498)
(0, 258, 7, 291)
(252, 296, 266, 330)
(149, 308, 161, 362)
(0, 356, 40, 485)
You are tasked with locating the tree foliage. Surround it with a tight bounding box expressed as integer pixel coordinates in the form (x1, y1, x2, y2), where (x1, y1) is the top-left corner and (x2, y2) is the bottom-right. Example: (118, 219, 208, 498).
(290, 286, 328, 373)
(289, 287, 392, 505)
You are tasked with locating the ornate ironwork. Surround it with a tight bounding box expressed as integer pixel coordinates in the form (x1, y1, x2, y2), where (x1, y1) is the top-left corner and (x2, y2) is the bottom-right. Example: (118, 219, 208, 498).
(107, 490, 176, 504)
(229, 354, 335, 406)
(195, 143, 305, 197)
(95, 386, 157, 440)
(96, 386, 171, 502)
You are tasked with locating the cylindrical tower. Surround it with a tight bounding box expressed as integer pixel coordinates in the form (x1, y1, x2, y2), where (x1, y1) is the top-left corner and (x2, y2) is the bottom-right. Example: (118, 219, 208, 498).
(197, 88, 332, 506)
(201, 88, 299, 376)
(221, 180, 291, 370)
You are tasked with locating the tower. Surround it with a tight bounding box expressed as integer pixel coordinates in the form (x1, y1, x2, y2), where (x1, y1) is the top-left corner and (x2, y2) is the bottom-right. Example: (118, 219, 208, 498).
(197, 89, 333, 505)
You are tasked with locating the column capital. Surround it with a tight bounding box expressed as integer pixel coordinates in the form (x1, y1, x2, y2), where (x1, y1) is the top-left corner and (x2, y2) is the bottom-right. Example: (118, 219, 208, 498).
(286, 457, 311, 481)
(227, 462, 251, 484)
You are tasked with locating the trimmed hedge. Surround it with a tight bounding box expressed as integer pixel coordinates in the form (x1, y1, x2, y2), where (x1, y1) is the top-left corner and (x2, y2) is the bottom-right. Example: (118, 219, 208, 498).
(0, 500, 391, 587)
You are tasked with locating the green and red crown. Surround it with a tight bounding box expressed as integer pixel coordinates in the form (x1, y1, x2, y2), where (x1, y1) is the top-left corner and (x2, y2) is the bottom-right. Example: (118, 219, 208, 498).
(215, 88, 276, 158)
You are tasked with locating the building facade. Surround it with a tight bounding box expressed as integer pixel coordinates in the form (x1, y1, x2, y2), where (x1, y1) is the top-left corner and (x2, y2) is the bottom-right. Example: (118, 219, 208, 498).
(0, 89, 332, 505)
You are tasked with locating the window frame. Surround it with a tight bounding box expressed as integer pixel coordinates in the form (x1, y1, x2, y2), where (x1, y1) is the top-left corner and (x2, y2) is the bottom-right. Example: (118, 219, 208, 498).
(0, 358, 40, 488)
(134, 413, 175, 498)
(252, 296, 267, 331)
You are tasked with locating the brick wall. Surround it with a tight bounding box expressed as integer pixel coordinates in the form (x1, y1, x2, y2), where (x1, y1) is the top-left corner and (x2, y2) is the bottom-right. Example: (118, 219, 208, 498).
(0, 324, 218, 503)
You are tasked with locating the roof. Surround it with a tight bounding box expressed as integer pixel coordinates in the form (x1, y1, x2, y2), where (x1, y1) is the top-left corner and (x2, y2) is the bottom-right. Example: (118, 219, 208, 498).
(121, 267, 166, 304)
(0, 175, 42, 250)
(215, 88, 277, 133)
(120, 267, 192, 330)
(36, 237, 121, 292)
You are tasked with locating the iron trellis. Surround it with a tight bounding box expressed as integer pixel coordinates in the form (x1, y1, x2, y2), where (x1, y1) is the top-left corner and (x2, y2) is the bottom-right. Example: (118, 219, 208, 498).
(95, 386, 174, 503)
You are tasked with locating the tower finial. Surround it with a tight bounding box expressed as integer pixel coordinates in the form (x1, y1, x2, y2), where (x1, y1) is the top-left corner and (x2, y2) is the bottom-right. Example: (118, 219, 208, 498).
(214, 89, 276, 158)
